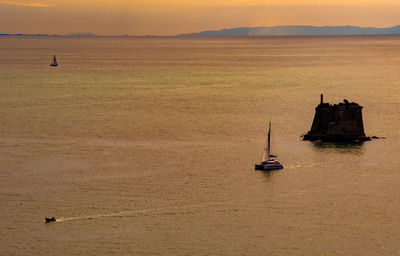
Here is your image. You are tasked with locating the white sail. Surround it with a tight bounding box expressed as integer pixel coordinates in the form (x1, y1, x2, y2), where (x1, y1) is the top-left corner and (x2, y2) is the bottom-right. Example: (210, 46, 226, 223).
(261, 146, 267, 162)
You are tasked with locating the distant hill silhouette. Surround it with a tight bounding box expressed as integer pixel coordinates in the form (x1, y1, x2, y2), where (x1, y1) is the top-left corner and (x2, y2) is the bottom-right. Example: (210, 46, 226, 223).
(66, 33, 95, 37)
(179, 25, 400, 36)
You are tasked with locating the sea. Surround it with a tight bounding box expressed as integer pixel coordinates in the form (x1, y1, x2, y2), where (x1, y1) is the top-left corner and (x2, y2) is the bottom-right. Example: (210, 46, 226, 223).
(1, 35, 400, 255)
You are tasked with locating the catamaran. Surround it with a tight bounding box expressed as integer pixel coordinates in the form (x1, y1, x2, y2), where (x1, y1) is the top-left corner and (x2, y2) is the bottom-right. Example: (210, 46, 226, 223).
(255, 122, 284, 171)
(50, 55, 58, 67)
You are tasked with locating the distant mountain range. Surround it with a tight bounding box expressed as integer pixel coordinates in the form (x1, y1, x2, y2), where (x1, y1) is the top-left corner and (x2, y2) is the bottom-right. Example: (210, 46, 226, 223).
(0, 33, 95, 37)
(2, 26, 400, 37)
(179, 25, 400, 36)
(0, 33, 51, 36)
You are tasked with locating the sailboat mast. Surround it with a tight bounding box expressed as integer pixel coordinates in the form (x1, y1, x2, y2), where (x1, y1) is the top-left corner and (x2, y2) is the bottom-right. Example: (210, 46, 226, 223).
(267, 122, 271, 161)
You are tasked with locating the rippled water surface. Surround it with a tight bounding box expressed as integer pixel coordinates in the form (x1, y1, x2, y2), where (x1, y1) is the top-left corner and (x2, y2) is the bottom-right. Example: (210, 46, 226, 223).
(1, 35, 400, 255)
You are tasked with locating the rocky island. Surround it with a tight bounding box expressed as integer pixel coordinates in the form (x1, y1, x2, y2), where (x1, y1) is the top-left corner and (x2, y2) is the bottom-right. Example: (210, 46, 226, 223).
(303, 94, 370, 142)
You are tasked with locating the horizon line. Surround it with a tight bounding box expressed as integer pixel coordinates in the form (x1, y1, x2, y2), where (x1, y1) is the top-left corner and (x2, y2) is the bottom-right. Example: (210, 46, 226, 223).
(1, 24, 400, 37)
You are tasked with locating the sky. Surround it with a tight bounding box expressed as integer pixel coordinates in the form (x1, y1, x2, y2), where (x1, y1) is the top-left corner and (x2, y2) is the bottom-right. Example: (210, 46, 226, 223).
(0, 0, 399, 35)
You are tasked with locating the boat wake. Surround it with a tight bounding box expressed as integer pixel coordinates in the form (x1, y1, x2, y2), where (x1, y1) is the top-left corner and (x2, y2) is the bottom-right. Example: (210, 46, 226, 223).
(55, 211, 132, 222)
(284, 163, 320, 169)
(54, 202, 232, 223)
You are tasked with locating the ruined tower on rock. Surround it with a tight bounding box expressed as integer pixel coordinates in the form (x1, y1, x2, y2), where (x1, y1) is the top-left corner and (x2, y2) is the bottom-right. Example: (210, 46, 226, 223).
(303, 94, 369, 142)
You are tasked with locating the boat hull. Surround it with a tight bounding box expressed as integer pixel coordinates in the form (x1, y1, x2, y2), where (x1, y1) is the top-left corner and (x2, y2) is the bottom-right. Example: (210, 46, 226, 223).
(255, 164, 264, 170)
(264, 164, 283, 171)
(255, 162, 284, 171)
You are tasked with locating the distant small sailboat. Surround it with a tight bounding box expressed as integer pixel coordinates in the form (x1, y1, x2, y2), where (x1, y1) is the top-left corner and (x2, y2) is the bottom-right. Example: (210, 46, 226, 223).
(50, 55, 58, 67)
(255, 122, 284, 171)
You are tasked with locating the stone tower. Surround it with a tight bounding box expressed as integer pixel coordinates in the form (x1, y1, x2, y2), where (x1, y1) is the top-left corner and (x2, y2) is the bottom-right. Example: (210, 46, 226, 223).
(303, 94, 369, 142)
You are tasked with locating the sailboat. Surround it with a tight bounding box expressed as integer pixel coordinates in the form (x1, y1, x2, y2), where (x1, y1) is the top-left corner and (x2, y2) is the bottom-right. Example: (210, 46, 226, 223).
(255, 122, 284, 171)
(50, 55, 58, 67)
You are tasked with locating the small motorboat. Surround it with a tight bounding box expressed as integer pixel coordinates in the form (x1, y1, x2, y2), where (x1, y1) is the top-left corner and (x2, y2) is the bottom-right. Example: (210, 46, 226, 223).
(45, 217, 56, 223)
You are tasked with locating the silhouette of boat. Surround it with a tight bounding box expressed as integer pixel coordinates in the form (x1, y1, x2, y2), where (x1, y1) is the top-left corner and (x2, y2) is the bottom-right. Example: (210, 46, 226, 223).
(50, 55, 58, 67)
(255, 122, 284, 171)
(45, 217, 56, 223)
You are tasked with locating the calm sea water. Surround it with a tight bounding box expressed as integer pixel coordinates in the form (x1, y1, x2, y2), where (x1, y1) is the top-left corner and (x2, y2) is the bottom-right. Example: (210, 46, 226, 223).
(1, 35, 400, 255)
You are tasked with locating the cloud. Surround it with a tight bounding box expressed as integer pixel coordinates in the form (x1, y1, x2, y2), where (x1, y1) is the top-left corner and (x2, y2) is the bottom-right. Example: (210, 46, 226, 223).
(0, 1, 51, 7)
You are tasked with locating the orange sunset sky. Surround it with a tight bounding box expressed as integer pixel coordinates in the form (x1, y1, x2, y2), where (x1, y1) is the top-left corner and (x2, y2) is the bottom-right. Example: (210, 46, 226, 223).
(0, 0, 399, 35)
